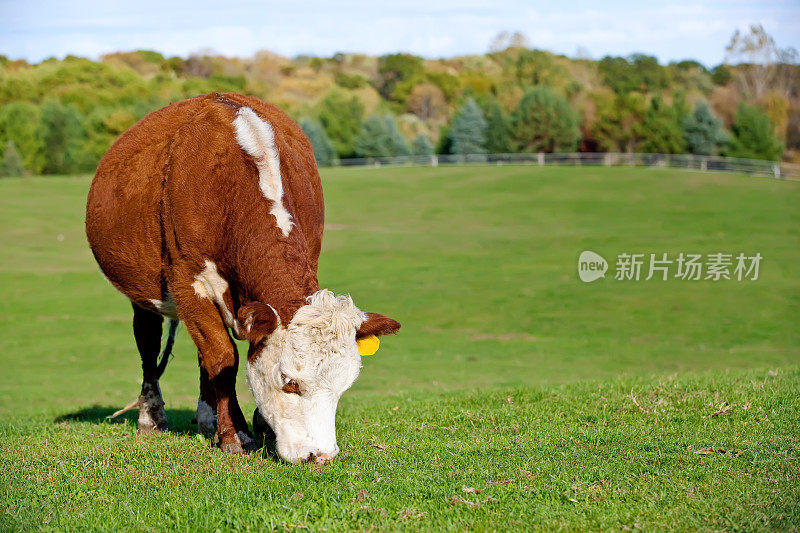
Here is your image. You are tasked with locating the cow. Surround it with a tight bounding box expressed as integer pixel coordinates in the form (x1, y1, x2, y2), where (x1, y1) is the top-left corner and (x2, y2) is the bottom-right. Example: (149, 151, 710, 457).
(85, 92, 400, 464)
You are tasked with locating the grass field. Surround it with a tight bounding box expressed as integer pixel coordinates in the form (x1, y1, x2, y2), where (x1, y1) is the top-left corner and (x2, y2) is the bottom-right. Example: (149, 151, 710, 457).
(0, 165, 798, 531)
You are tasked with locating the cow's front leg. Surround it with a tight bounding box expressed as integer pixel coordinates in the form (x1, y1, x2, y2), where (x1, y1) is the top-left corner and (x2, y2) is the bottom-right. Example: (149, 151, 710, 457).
(174, 289, 256, 454)
(204, 354, 256, 453)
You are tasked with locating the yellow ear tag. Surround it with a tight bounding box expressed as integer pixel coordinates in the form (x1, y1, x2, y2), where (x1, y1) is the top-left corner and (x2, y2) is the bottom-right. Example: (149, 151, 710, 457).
(357, 335, 380, 356)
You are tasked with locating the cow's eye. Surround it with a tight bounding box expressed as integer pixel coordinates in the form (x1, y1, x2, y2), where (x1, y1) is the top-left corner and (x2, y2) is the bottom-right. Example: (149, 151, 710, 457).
(280, 374, 301, 395)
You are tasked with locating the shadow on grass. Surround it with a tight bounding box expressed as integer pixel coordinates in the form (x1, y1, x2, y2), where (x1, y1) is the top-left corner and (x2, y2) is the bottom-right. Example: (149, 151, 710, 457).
(54, 405, 198, 435)
(53, 405, 280, 460)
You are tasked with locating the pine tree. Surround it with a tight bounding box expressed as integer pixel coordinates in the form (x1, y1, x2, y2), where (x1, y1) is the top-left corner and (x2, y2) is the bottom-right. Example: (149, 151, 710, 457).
(384, 115, 411, 156)
(682, 101, 728, 155)
(355, 115, 390, 157)
(725, 104, 783, 161)
(449, 98, 487, 154)
(299, 118, 336, 166)
(0, 140, 25, 177)
(354, 115, 410, 157)
(511, 87, 579, 152)
(478, 95, 511, 153)
(411, 134, 434, 156)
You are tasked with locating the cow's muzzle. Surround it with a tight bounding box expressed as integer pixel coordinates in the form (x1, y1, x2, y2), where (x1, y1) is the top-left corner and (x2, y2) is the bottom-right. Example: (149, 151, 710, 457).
(304, 451, 337, 464)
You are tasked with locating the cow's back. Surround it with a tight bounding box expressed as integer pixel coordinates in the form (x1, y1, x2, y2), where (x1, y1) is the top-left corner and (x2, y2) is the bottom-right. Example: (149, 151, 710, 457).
(86, 98, 204, 304)
(213, 93, 324, 269)
(86, 94, 324, 311)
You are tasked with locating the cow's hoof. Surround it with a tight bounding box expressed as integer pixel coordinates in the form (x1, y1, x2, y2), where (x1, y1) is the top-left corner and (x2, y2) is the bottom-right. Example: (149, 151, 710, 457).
(138, 409, 167, 433)
(137, 422, 165, 434)
(220, 441, 246, 454)
(217, 431, 257, 454)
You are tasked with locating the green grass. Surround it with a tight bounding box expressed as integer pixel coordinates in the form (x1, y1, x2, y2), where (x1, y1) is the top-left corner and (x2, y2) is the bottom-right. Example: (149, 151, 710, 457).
(0, 165, 798, 531)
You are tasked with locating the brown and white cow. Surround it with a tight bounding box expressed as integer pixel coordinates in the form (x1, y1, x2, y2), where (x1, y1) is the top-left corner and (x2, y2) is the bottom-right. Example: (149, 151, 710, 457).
(85, 92, 400, 463)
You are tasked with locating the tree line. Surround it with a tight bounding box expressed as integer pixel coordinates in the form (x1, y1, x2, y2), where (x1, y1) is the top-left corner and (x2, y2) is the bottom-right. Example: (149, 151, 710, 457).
(0, 25, 796, 176)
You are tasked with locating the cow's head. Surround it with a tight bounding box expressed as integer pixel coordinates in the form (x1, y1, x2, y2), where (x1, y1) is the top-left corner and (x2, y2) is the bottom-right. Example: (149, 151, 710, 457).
(239, 289, 400, 464)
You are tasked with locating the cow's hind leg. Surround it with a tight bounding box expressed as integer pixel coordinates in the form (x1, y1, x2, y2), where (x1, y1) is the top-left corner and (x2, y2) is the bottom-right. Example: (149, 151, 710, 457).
(132, 304, 168, 433)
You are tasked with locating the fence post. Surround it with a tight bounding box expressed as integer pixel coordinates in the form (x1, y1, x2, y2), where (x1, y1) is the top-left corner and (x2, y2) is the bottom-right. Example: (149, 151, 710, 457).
(431, 155, 438, 167)
(773, 164, 780, 179)
(537, 152, 544, 166)
(700, 157, 707, 171)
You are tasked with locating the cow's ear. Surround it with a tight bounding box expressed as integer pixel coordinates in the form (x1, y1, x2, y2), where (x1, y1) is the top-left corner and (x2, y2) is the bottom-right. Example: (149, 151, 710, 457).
(357, 312, 401, 339)
(238, 302, 279, 344)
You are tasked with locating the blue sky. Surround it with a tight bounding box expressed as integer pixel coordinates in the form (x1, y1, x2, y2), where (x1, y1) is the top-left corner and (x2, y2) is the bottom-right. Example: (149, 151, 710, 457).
(1, 0, 798, 66)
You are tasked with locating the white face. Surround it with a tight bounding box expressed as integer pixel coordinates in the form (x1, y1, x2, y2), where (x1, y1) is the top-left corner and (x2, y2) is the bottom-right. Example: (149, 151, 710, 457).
(245, 291, 364, 464)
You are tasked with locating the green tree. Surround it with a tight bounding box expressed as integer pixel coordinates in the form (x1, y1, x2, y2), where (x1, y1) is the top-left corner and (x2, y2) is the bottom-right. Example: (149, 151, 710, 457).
(478, 95, 511, 153)
(598, 54, 669, 94)
(299, 118, 336, 166)
(411, 133, 434, 156)
(513, 49, 567, 87)
(377, 53, 424, 101)
(511, 87, 579, 152)
(334, 71, 368, 89)
(591, 93, 647, 153)
(667, 62, 713, 95)
(638, 96, 687, 154)
(392, 71, 460, 110)
(725, 104, 783, 161)
(450, 98, 487, 154)
(208, 74, 246, 92)
(422, 71, 460, 101)
(710, 64, 732, 86)
(0, 101, 44, 174)
(82, 106, 139, 165)
(682, 101, 728, 155)
(0, 140, 25, 177)
(317, 92, 364, 158)
(354, 115, 410, 157)
(38, 99, 89, 174)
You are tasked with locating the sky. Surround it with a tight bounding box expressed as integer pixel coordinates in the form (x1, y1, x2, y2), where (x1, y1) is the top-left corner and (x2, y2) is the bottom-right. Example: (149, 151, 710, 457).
(1, 0, 798, 67)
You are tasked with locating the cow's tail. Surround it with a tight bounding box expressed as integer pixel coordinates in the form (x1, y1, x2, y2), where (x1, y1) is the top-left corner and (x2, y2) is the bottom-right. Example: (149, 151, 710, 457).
(155, 318, 179, 379)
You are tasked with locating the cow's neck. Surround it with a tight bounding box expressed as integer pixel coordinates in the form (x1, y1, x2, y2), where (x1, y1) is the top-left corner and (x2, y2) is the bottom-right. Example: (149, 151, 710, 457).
(226, 214, 321, 326)
(241, 267, 320, 326)
(274, 281, 321, 326)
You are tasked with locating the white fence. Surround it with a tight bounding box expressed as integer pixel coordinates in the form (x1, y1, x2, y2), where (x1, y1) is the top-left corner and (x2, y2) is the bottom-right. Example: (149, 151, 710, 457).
(334, 152, 800, 181)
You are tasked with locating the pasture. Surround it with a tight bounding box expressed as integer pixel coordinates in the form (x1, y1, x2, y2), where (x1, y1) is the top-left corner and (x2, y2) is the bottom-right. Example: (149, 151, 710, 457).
(0, 165, 798, 531)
